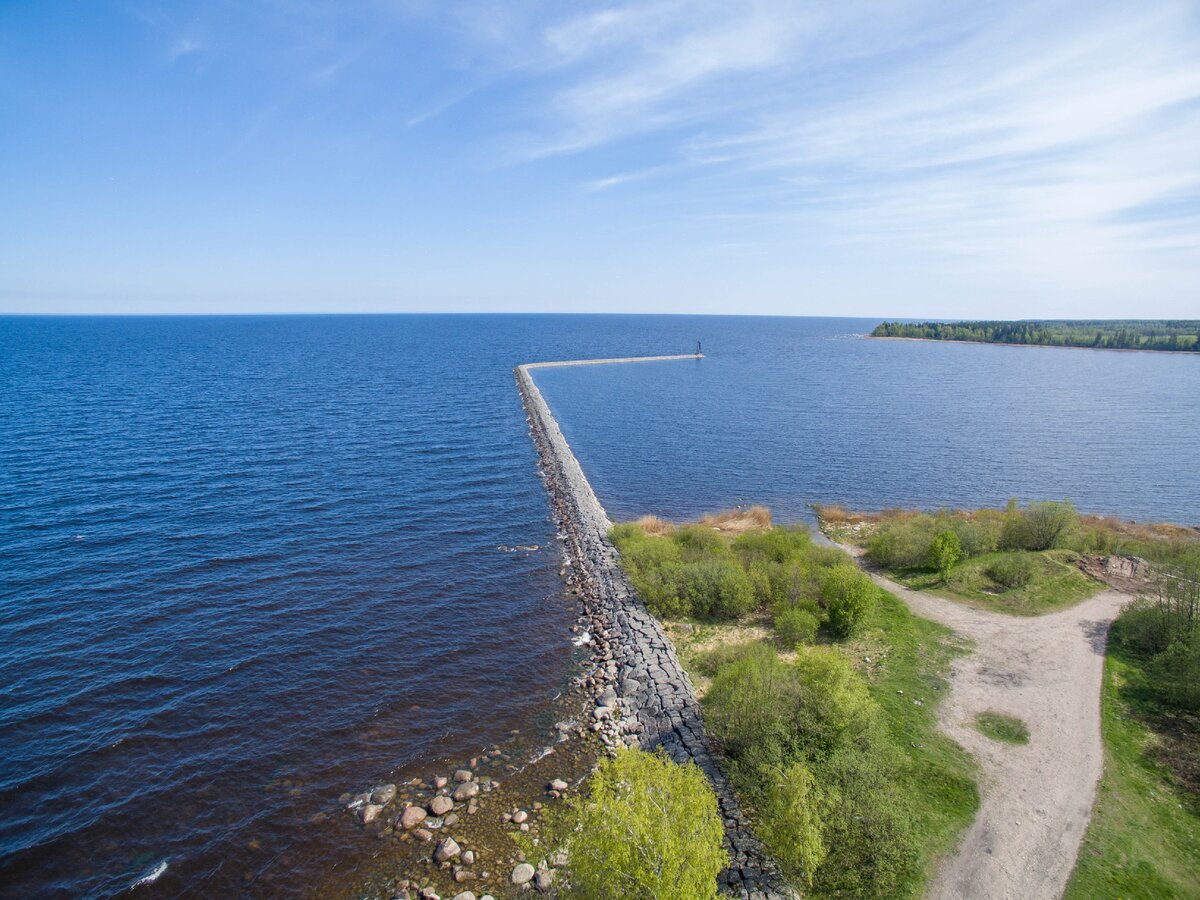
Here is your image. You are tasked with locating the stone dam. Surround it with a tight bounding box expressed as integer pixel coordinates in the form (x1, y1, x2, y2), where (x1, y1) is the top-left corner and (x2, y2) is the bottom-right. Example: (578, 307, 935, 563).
(515, 355, 796, 900)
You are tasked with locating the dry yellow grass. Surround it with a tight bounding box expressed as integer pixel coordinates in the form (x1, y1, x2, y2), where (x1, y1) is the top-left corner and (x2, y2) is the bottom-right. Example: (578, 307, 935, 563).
(635, 514, 675, 536)
(699, 505, 772, 534)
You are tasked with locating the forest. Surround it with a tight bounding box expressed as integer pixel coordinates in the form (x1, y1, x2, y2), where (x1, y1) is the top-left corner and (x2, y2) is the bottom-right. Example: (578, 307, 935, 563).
(871, 320, 1200, 352)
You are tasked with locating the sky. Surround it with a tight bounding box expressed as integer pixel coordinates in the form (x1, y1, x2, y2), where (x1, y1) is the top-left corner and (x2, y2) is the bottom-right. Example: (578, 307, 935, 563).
(1, 1, 1199, 317)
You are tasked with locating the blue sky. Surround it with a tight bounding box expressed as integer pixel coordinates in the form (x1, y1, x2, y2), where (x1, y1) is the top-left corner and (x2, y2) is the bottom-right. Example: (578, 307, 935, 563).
(2, 1, 1199, 316)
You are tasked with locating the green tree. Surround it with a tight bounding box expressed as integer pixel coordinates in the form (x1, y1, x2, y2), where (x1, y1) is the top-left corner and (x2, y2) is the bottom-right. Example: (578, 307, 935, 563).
(929, 530, 962, 579)
(555, 749, 726, 899)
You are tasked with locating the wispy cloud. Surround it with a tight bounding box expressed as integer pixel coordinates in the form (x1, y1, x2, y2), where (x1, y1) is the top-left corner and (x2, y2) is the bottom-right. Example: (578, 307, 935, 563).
(167, 36, 203, 62)
(462, 0, 1200, 289)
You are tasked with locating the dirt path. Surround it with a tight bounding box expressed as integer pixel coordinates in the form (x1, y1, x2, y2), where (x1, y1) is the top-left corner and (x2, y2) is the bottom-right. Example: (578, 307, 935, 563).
(840, 546, 1128, 900)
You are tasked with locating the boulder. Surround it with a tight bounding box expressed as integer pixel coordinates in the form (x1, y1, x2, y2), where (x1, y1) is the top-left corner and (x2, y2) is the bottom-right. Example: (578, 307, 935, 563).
(430, 795, 454, 816)
(534, 870, 554, 892)
(434, 837, 462, 863)
(399, 806, 427, 830)
(454, 769, 473, 783)
(452, 781, 479, 802)
(511, 810, 528, 824)
(548, 779, 568, 792)
(511, 863, 535, 885)
(451, 893, 475, 900)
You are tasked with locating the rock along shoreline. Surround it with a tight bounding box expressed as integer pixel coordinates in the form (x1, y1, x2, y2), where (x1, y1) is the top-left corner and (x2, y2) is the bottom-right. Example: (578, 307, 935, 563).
(515, 356, 796, 900)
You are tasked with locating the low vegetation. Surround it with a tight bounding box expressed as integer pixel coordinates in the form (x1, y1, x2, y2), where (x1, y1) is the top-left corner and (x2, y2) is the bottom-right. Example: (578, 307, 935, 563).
(611, 512, 978, 897)
(819, 500, 1111, 614)
(1071, 537, 1198, 896)
(871, 319, 1200, 352)
(974, 711, 1030, 745)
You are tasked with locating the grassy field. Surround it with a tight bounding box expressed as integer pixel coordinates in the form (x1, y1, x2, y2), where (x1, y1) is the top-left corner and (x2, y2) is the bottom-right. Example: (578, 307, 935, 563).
(668, 587, 979, 898)
(975, 711, 1030, 745)
(1064, 650, 1200, 899)
(889, 550, 1103, 615)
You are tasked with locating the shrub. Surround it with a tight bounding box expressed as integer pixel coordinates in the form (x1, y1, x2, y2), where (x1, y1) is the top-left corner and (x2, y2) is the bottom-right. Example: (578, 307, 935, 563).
(866, 516, 936, 569)
(1001, 500, 1078, 551)
(814, 746, 918, 897)
(775, 606, 820, 648)
(952, 516, 999, 558)
(1148, 635, 1200, 711)
(733, 527, 811, 565)
(758, 762, 827, 887)
(703, 644, 798, 768)
(820, 564, 876, 638)
(790, 647, 883, 759)
(929, 530, 962, 577)
(673, 524, 729, 560)
(986, 553, 1035, 589)
(682, 557, 756, 619)
(555, 748, 726, 899)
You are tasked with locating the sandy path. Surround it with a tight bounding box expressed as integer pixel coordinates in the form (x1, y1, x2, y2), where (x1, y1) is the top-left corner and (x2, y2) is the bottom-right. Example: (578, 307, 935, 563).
(840, 547, 1128, 900)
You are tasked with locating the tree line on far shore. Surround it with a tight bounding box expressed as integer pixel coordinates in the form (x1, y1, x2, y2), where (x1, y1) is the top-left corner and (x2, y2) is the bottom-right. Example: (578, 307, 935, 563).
(872, 319, 1200, 352)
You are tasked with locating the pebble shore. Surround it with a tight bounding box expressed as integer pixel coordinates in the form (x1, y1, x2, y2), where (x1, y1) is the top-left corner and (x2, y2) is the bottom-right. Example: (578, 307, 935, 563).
(515, 359, 796, 900)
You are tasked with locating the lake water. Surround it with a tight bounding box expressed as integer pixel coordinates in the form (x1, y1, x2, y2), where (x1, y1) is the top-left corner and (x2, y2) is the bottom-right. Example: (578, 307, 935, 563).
(2, 315, 1197, 898)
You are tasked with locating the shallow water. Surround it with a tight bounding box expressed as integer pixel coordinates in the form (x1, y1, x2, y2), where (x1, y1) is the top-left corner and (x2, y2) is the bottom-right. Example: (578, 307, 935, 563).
(1, 314, 1196, 898)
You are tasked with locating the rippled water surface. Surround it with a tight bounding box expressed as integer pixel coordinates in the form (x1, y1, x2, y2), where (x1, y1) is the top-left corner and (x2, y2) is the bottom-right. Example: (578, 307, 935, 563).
(2, 315, 1197, 898)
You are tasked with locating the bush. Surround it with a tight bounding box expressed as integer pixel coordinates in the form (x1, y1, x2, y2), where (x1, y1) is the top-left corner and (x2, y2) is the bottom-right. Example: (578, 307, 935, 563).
(867, 517, 936, 569)
(733, 527, 811, 565)
(703, 644, 799, 768)
(820, 564, 876, 638)
(775, 606, 820, 648)
(555, 748, 726, 899)
(986, 553, 1035, 589)
(951, 515, 1000, 558)
(682, 557, 756, 619)
(1148, 635, 1200, 711)
(758, 762, 827, 887)
(1001, 500, 1078, 551)
(790, 647, 883, 759)
(929, 530, 962, 577)
(814, 746, 918, 897)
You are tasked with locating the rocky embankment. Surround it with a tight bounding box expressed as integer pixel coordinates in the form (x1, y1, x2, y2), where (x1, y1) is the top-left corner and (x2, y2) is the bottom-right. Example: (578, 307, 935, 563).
(515, 361, 796, 900)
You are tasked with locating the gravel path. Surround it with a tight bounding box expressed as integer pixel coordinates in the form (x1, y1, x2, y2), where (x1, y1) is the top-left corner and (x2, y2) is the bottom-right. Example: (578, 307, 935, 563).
(841, 547, 1128, 900)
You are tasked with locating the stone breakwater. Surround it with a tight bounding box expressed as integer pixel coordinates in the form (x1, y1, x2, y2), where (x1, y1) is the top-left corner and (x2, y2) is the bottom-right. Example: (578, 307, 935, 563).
(515, 358, 797, 900)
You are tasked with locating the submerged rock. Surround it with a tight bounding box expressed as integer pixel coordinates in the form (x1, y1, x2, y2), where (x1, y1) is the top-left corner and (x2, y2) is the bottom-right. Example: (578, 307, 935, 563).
(430, 795, 453, 816)
(451, 781, 479, 802)
(453, 769, 473, 783)
(359, 804, 383, 824)
(371, 783, 397, 805)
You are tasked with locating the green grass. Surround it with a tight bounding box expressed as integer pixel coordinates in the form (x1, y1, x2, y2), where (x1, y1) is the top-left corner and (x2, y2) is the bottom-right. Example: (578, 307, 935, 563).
(848, 588, 980, 897)
(1064, 650, 1200, 899)
(892, 550, 1102, 615)
(974, 711, 1030, 745)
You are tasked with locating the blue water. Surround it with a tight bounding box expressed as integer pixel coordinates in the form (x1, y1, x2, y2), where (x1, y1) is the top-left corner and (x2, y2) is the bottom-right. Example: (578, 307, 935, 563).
(1, 315, 1197, 898)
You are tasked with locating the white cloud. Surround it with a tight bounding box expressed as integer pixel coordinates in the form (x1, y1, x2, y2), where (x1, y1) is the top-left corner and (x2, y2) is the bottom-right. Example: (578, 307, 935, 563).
(471, 0, 1200, 295)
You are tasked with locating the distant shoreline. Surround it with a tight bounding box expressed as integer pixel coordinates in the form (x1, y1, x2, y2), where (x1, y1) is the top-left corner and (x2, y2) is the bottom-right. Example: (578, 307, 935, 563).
(867, 334, 1200, 355)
